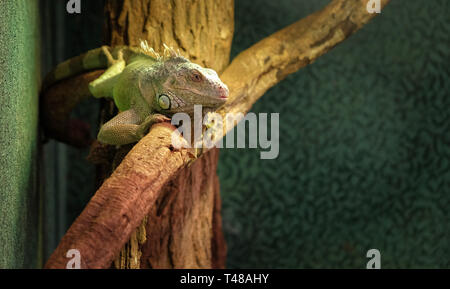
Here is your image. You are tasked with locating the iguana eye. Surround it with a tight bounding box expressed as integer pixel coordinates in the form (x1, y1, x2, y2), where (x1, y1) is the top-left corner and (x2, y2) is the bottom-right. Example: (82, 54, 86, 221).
(158, 94, 171, 110)
(191, 70, 203, 82)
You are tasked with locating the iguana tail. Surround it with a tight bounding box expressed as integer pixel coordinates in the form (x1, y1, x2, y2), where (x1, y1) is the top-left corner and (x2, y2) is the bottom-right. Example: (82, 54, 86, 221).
(41, 45, 143, 92)
(40, 43, 161, 147)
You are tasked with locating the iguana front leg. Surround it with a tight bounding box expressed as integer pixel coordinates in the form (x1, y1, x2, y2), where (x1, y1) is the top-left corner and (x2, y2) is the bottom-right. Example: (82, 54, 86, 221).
(97, 109, 169, 145)
(135, 114, 171, 139)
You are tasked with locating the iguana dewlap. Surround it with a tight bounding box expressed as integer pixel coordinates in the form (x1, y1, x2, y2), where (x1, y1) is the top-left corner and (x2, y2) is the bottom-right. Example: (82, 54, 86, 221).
(43, 43, 229, 145)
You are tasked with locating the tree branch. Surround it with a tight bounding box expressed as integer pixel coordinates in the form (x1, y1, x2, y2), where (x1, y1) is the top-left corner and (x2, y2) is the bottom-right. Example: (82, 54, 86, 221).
(218, 0, 390, 119)
(40, 71, 104, 147)
(44, 0, 389, 268)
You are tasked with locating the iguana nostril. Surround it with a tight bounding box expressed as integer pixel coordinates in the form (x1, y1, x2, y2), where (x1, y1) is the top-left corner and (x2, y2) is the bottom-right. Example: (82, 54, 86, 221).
(218, 86, 229, 98)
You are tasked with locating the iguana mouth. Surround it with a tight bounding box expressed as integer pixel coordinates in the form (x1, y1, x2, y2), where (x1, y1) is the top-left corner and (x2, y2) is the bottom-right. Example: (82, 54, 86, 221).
(172, 87, 228, 100)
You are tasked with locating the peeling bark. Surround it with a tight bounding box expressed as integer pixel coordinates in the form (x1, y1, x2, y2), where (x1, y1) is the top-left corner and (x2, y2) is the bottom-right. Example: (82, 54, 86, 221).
(43, 0, 389, 268)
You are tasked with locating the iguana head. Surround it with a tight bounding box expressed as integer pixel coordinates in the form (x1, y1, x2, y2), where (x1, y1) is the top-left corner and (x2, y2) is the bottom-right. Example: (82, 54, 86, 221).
(155, 56, 229, 115)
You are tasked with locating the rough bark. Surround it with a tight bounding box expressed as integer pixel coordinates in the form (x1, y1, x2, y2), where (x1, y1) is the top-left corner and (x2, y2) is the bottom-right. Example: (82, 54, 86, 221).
(104, 0, 234, 73)
(45, 0, 234, 269)
(43, 0, 389, 268)
(137, 148, 222, 268)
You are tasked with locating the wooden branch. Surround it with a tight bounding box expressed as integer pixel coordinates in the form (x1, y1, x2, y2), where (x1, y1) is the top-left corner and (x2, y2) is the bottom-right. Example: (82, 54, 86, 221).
(40, 70, 104, 147)
(45, 123, 194, 268)
(218, 0, 390, 119)
(44, 0, 389, 268)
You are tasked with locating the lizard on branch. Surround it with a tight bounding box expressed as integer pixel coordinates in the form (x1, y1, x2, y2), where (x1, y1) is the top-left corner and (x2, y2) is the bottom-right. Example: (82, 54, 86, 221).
(42, 42, 229, 146)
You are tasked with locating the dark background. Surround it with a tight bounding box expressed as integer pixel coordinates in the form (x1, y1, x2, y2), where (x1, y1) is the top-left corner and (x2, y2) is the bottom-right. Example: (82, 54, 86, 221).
(39, 0, 449, 268)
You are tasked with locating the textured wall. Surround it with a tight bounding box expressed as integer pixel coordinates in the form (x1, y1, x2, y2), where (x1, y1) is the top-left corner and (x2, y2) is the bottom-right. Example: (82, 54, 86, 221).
(0, 0, 40, 268)
(218, 0, 449, 268)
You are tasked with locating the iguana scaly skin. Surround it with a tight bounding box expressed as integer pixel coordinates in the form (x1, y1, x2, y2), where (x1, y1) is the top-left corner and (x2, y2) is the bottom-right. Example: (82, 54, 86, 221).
(43, 43, 229, 145)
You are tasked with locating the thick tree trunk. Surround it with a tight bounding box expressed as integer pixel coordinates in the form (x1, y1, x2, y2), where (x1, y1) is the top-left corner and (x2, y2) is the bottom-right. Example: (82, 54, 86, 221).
(104, 0, 234, 268)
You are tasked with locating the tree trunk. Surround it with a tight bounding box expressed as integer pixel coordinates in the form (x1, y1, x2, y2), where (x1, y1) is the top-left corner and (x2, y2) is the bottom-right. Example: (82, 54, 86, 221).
(104, 0, 234, 269)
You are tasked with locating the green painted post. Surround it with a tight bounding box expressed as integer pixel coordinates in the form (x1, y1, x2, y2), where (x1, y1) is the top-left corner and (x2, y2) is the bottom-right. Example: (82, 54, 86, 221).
(0, 0, 41, 268)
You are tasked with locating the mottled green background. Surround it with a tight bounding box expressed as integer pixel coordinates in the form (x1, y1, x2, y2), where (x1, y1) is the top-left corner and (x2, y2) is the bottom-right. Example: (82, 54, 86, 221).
(219, 0, 449, 268)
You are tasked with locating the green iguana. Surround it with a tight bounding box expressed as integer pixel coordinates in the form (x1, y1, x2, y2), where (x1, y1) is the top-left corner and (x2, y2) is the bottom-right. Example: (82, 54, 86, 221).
(43, 42, 228, 145)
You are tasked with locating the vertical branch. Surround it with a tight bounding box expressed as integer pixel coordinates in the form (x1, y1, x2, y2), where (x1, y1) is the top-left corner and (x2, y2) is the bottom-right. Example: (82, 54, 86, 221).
(105, 0, 234, 73)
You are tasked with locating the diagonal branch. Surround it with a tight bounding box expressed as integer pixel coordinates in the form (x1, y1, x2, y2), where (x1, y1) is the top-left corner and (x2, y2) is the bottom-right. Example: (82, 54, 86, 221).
(219, 0, 390, 119)
(45, 0, 390, 268)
